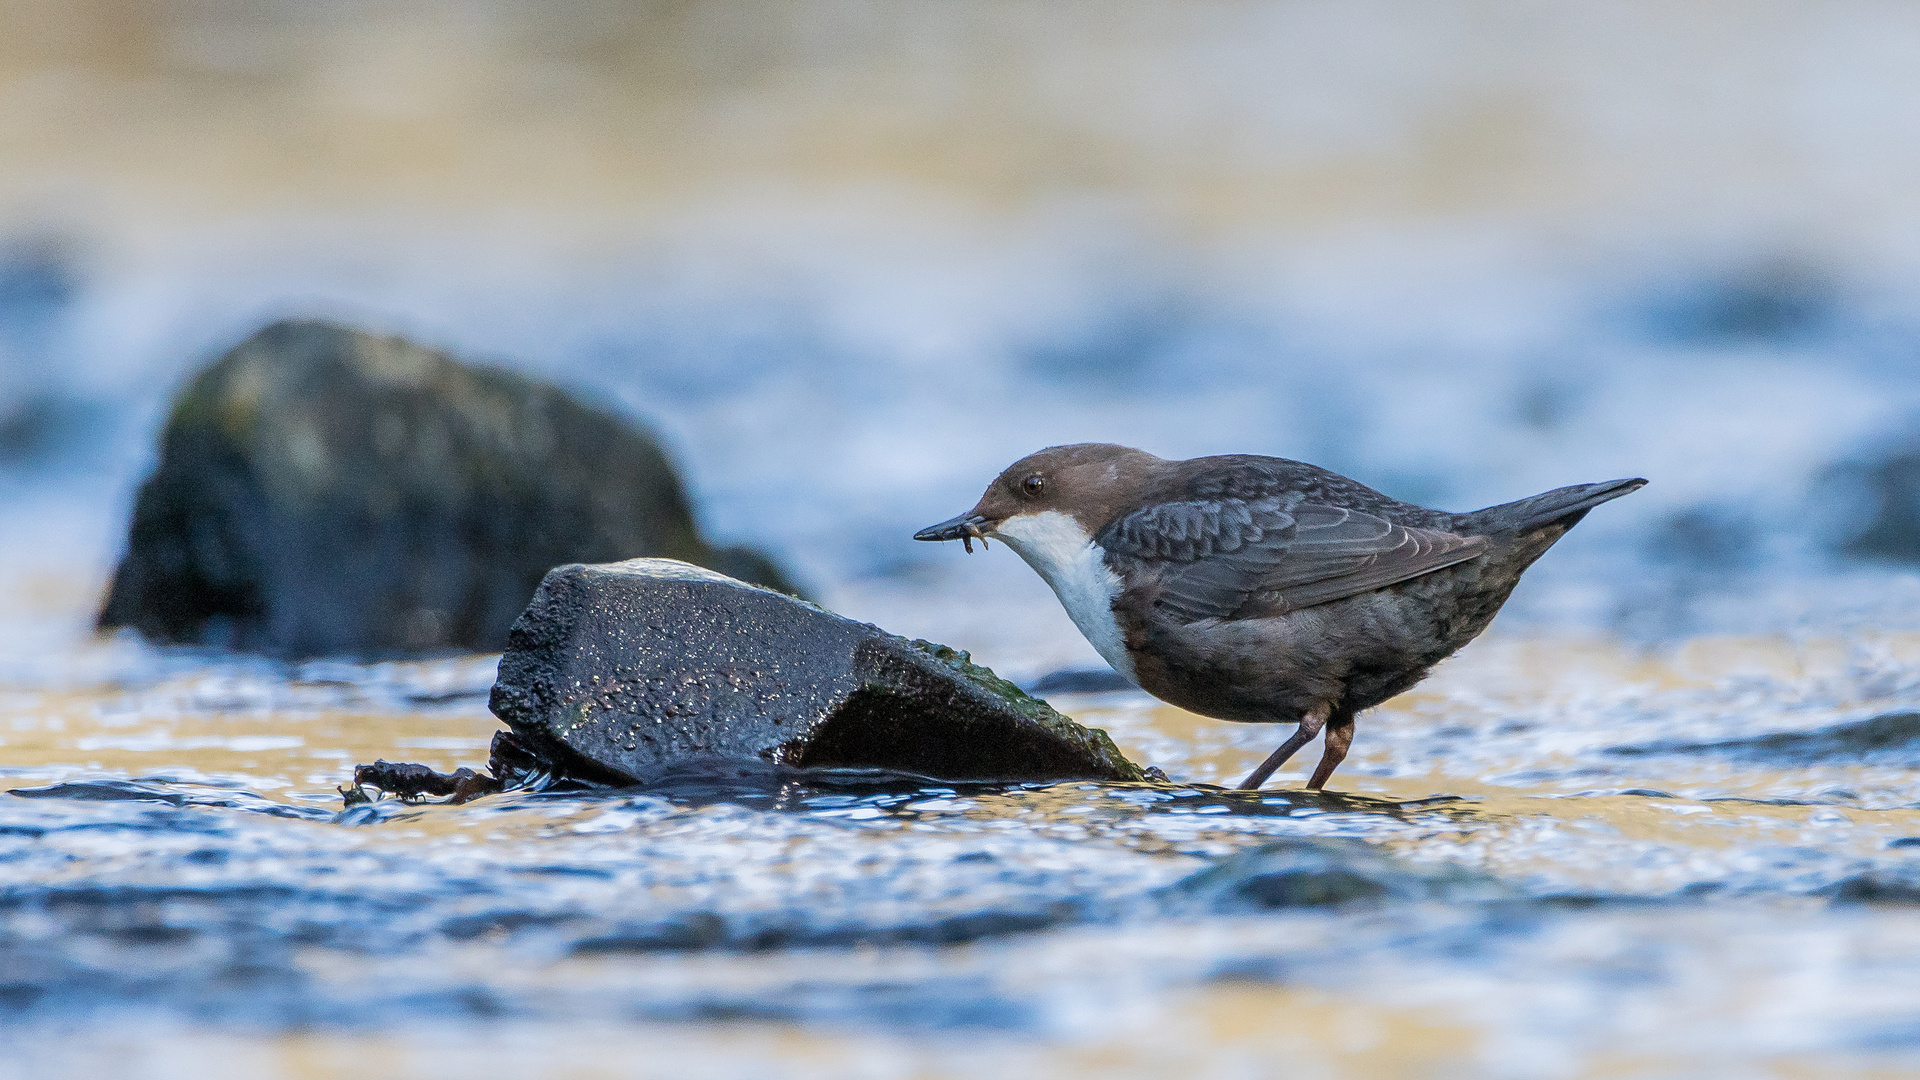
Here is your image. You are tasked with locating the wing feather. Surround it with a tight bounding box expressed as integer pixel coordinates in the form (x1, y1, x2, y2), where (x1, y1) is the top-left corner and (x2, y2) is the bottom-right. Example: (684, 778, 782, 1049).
(1098, 498, 1487, 623)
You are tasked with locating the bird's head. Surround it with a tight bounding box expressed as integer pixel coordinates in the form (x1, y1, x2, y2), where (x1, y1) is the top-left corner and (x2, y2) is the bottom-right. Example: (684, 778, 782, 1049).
(913, 443, 1162, 551)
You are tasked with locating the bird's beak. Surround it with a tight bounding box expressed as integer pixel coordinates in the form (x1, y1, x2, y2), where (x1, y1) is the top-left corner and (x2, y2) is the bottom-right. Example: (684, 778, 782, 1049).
(914, 512, 993, 553)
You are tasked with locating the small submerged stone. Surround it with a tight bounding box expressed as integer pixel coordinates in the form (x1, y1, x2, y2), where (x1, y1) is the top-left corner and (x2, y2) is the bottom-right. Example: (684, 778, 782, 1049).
(1820, 873, 1920, 905)
(1026, 668, 1136, 695)
(1161, 837, 1505, 910)
(1611, 712, 1920, 764)
(349, 728, 547, 804)
(350, 760, 498, 804)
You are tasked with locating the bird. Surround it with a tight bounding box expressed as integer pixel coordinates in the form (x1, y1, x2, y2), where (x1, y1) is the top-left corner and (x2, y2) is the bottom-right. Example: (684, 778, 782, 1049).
(913, 444, 1644, 791)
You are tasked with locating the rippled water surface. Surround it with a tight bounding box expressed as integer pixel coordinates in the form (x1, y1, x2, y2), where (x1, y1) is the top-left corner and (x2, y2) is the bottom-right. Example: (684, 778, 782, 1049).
(10, 2, 1920, 1074)
(7, 630, 1920, 1079)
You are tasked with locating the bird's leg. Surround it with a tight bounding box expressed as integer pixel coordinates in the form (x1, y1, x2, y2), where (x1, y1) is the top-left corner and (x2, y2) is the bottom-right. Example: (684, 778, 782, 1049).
(1305, 712, 1356, 791)
(1237, 704, 1331, 790)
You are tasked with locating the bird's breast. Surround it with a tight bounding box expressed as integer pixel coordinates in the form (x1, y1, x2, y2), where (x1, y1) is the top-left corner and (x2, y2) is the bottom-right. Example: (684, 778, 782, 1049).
(990, 511, 1138, 685)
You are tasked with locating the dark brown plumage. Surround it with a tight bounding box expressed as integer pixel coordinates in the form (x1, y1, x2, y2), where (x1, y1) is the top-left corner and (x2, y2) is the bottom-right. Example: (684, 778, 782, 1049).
(916, 443, 1645, 790)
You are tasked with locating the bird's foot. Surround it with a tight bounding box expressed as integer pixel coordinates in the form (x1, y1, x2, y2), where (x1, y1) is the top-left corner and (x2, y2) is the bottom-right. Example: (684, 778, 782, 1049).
(1237, 705, 1332, 790)
(1304, 713, 1356, 790)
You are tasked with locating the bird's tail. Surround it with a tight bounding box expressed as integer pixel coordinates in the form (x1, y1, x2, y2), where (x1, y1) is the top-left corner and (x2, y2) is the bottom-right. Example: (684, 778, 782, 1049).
(1461, 477, 1647, 535)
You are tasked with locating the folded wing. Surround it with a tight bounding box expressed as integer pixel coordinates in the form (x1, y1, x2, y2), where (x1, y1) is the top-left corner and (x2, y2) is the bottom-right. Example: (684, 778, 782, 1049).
(1098, 498, 1488, 622)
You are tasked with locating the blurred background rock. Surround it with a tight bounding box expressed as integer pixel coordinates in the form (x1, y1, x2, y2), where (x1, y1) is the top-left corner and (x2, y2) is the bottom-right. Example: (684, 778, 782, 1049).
(96, 320, 805, 656)
(3, 0, 1920, 670)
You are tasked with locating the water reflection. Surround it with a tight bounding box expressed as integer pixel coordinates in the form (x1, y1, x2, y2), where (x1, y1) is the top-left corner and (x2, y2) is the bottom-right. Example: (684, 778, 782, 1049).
(3, 636, 1919, 1075)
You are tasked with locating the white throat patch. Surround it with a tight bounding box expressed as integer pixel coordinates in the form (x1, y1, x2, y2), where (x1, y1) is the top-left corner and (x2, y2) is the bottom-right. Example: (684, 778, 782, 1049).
(990, 510, 1137, 684)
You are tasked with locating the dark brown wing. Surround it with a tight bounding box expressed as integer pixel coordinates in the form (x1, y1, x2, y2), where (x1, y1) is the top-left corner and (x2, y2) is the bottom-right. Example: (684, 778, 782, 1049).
(1098, 498, 1488, 623)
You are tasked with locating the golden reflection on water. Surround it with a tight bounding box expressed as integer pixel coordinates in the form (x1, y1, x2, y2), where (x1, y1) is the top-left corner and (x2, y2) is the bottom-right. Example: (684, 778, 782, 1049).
(10, 631, 1920, 859)
(7, 631, 1920, 1077)
(1069, 631, 1920, 890)
(5, 983, 1485, 1080)
(2, 692, 495, 800)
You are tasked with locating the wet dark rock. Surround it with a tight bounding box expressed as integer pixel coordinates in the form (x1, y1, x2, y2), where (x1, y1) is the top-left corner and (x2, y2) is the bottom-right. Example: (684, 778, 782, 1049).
(1160, 837, 1503, 911)
(1611, 712, 1920, 764)
(98, 318, 803, 657)
(484, 558, 1145, 785)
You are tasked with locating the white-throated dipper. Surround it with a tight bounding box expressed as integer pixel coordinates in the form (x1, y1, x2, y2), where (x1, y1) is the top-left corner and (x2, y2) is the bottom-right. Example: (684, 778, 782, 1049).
(914, 444, 1645, 791)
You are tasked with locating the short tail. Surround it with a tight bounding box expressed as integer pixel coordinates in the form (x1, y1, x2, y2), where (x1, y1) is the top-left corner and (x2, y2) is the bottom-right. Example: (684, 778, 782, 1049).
(1461, 477, 1647, 535)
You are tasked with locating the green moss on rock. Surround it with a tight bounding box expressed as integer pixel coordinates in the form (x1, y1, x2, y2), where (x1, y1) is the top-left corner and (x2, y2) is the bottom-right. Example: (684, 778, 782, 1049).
(907, 639, 1144, 781)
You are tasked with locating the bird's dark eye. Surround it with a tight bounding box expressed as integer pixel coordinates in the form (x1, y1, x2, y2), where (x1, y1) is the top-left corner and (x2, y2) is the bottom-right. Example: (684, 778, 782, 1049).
(1022, 475, 1046, 497)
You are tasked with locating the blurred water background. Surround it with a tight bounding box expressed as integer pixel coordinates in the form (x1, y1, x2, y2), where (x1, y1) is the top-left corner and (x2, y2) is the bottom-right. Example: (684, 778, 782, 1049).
(6, 2, 1920, 1077)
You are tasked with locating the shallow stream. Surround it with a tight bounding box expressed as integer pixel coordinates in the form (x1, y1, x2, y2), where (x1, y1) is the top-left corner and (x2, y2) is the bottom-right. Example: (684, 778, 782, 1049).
(9, 4, 1920, 1072)
(7, 625, 1920, 1079)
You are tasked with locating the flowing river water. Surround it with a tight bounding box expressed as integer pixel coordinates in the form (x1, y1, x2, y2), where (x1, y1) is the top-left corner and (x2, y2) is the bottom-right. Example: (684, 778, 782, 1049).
(9, 2, 1920, 1075)
(7, 620, 1920, 1078)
